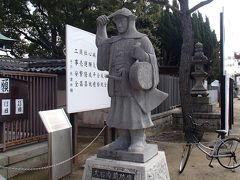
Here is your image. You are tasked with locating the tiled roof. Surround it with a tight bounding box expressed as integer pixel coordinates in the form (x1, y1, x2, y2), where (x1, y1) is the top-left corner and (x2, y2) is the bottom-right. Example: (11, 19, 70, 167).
(0, 58, 65, 74)
(0, 33, 15, 42)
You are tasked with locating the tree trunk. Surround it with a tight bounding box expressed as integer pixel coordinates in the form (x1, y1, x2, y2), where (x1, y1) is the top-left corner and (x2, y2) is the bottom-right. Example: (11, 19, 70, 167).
(179, 0, 194, 129)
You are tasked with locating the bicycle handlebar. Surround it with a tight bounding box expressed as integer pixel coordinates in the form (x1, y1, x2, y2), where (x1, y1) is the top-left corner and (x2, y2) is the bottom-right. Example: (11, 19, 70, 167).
(186, 114, 209, 128)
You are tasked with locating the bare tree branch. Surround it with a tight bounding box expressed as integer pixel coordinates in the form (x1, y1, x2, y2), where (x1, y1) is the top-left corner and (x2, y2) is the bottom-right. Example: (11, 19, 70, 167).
(165, 3, 182, 14)
(148, 0, 168, 4)
(16, 2, 51, 47)
(36, 3, 49, 18)
(13, 28, 50, 51)
(188, 0, 213, 14)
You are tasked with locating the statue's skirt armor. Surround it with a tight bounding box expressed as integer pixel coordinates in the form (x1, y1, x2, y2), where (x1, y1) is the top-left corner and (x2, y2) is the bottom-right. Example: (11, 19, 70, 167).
(108, 96, 153, 129)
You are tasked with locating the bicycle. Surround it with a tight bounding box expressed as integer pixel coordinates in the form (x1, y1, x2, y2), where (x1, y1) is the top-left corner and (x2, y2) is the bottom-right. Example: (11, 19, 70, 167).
(179, 115, 240, 173)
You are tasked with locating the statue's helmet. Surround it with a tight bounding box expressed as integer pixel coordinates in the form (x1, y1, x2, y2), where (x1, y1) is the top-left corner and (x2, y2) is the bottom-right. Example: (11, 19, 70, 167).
(108, 8, 136, 19)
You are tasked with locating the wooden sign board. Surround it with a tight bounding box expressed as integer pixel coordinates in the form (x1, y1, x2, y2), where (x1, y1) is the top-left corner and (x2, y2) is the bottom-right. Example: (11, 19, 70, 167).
(0, 77, 28, 122)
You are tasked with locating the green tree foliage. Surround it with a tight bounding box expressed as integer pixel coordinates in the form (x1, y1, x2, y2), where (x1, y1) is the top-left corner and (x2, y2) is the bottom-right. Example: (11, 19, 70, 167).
(209, 43, 220, 81)
(149, 0, 218, 74)
(1, 0, 218, 77)
(156, 0, 182, 65)
(153, 1, 219, 81)
(128, 0, 163, 58)
(192, 12, 217, 59)
(156, 3, 218, 67)
(0, 0, 124, 58)
(192, 11, 219, 81)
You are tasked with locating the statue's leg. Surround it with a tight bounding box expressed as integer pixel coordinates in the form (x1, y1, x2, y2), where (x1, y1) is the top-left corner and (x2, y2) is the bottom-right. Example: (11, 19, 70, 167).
(108, 129, 130, 150)
(128, 129, 146, 152)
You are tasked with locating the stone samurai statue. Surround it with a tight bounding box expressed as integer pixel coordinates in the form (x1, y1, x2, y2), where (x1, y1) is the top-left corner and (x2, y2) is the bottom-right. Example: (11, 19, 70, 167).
(96, 8, 168, 153)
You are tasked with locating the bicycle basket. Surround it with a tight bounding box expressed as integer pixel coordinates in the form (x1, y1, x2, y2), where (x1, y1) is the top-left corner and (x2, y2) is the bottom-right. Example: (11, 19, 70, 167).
(185, 126, 204, 143)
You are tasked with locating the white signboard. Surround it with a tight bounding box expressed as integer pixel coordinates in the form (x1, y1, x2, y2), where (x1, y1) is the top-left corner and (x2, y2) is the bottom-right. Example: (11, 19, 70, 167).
(0, 78, 9, 93)
(15, 99, 24, 114)
(2, 99, 10, 115)
(66, 25, 110, 113)
(39, 109, 72, 133)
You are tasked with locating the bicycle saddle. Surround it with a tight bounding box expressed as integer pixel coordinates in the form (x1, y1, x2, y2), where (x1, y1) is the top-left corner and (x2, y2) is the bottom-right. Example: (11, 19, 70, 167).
(215, 129, 228, 136)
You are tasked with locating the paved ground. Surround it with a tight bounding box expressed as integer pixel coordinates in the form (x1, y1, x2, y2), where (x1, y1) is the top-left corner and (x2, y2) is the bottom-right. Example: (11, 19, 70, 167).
(11, 98, 240, 180)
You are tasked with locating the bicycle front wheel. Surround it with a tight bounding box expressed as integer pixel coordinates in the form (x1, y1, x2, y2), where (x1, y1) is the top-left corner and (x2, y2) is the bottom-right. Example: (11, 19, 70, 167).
(179, 144, 192, 173)
(217, 137, 240, 169)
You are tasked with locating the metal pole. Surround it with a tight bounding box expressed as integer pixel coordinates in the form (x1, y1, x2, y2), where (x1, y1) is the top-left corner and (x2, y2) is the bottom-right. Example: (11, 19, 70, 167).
(70, 113, 78, 163)
(220, 11, 226, 130)
(229, 78, 234, 128)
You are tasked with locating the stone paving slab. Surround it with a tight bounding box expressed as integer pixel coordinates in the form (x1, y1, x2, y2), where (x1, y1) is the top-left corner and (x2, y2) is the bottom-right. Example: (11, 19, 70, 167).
(0, 142, 48, 179)
(4, 142, 48, 165)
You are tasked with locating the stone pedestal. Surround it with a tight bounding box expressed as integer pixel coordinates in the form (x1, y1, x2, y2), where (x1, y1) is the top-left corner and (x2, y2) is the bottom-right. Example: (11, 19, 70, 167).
(172, 112, 221, 131)
(97, 144, 158, 163)
(82, 151, 170, 180)
(192, 97, 216, 113)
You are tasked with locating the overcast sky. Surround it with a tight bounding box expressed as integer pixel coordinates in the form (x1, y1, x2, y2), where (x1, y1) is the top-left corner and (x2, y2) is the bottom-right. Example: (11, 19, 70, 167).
(190, 0, 239, 58)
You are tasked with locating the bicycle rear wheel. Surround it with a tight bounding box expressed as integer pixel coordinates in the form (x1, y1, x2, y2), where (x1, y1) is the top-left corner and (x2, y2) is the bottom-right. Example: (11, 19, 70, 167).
(179, 144, 192, 173)
(217, 138, 240, 169)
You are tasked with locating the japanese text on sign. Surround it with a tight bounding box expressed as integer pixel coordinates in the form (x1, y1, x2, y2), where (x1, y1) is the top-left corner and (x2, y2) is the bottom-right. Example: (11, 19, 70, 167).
(92, 168, 134, 180)
(15, 99, 24, 114)
(2, 99, 10, 115)
(1, 99, 25, 116)
(0, 78, 9, 93)
(66, 25, 110, 113)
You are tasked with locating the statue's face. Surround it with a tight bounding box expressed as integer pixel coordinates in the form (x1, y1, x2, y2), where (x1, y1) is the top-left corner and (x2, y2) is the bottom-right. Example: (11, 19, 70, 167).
(113, 15, 128, 34)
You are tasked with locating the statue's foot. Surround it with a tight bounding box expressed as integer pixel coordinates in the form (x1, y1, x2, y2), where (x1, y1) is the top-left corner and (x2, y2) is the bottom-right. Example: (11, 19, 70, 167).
(108, 139, 129, 150)
(128, 129, 146, 152)
(108, 129, 130, 151)
(128, 142, 145, 152)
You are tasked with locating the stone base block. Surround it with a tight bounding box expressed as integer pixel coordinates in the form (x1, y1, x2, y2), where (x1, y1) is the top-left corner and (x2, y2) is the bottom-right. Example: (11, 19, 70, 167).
(192, 103, 216, 113)
(191, 96, 217, 113)
(0, 142, 48, 179)
(172, 112, 221, 131)
(97, 144, 158, 163)
(192, 96, 211, 104)
(82, 151, 170, 180)
(0, 155, 8, 178)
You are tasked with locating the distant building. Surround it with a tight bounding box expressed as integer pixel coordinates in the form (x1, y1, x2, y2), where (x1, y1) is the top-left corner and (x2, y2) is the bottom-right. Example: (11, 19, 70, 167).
(224, 53, 240, 87)
(0, 33, 15, 57)
(224, 53, 240, 76)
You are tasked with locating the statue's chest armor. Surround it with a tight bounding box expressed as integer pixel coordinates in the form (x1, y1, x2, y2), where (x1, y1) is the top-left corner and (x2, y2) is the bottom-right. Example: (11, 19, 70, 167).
(109, 39, 135, 73)
(108, 39, 136, 96)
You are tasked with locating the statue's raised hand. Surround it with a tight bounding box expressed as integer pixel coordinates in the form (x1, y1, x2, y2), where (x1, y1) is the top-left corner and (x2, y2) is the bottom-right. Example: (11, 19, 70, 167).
(96, 15, 109, 26)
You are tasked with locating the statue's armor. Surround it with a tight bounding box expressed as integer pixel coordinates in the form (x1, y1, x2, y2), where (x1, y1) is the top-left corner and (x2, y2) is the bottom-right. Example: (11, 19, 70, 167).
(108, 38, 135, 97)
(95, 7, 168, 153)
(97, 35, 161, 129)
